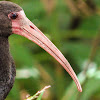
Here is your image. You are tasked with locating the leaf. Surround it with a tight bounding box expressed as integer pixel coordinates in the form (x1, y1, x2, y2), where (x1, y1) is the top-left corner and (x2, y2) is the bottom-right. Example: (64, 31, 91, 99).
(36, 92, 44, 100)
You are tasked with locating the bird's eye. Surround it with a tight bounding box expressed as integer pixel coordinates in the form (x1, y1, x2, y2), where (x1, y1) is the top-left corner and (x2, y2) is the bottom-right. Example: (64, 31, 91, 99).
(10, 13, 18, 20)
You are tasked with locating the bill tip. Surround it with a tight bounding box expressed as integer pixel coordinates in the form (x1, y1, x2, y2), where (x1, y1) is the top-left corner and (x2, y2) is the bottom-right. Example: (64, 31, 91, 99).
(78, 87, 82, 92)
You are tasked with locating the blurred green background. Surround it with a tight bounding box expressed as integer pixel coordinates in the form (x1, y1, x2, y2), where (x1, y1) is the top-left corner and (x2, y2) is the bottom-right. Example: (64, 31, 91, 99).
(2, 0, 100, 100)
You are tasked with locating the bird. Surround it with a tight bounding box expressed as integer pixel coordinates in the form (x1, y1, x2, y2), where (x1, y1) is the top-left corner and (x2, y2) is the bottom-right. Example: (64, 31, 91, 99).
(0, 1, 82, 100)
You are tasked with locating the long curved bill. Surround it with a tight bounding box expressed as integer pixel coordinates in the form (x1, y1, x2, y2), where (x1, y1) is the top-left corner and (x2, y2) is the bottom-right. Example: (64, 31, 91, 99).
(10, 10, 82, 92)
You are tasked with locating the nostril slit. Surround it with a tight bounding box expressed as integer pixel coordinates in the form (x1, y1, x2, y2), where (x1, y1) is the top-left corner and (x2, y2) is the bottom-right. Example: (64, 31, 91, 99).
(30, 25, 35, 30)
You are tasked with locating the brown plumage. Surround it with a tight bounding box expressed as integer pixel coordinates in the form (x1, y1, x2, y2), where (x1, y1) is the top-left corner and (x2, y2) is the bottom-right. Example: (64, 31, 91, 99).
(0, 1, 22, 100)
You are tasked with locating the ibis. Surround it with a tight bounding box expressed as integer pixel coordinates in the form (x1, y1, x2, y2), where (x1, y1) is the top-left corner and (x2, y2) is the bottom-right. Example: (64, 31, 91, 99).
(0, 1, 82, 100)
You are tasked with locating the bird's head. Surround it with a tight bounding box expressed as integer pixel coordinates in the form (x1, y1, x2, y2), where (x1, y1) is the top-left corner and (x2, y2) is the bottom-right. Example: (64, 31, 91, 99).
(0, 1, 22, 37)
(0, 1, 82, 92)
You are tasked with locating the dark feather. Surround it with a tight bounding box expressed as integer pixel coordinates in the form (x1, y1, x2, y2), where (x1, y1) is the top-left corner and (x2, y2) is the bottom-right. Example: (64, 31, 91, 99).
(0, 1, 22, 99)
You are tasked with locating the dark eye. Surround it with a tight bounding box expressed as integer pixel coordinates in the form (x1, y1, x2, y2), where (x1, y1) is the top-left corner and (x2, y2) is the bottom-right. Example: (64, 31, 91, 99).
(10, 13, 18, 19)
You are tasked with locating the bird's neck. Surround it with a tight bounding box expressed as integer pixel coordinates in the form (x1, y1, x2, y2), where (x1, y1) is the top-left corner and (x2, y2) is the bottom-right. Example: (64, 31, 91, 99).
(0, 37, 10, 61)
(0, 36, 16, 99)
(0, 36, 9, 50)
(0, 36, 11, 82)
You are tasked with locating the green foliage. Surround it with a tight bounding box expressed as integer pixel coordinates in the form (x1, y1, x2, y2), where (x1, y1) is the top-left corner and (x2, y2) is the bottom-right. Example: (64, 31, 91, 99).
(36, 92, 44, 100)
